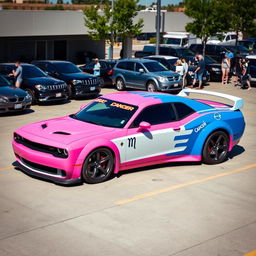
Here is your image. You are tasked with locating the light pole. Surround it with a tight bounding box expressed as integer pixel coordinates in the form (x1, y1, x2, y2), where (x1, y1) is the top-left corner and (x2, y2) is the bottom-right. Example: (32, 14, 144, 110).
(155, 0, 161, 55)
(108, 0, 114, 59)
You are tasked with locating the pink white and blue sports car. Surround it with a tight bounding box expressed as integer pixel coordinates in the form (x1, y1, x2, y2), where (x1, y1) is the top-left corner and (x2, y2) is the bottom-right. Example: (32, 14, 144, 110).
(12, 89, 245, 185)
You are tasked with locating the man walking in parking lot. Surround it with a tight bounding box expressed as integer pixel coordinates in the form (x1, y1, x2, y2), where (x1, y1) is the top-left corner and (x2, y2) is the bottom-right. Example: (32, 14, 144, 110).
(93, 58, 101, 76)
(12, 61, 23, 88)
(191, 55, 205, 89)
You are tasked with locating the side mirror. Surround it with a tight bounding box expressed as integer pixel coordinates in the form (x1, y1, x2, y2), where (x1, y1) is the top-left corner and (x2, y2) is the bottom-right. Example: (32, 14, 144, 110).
(139, 68, 144, 73)
(138, 121, 151, 132)
(79, 104, 87, 110)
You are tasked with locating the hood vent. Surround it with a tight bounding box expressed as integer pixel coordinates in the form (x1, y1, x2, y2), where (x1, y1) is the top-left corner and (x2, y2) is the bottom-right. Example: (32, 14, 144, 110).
(41, 124, 47, 129)
(52, 131, 71, 135)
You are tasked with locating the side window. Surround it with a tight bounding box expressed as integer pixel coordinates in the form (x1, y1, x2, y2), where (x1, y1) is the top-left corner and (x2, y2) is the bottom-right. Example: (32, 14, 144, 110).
(0, 66, 8, 75)
(99, 62, 107, 69)
(46, 63, 57, 73)
(174, 102, 195, 120)
(131, 103, 176, 128)
(159, 47, 169, 55)
(36, 63, 46, 71)
(116, 61, 126, 70)
(135, 63, 144, 72)
(126, 62, 135, 71)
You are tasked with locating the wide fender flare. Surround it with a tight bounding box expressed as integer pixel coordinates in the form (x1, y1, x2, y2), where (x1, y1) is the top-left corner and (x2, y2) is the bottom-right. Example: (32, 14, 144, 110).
(146, 78, 159, 89)
(115, 74, 126, 85)
(190, 120, 233, 156)
(74, 139, 121, 176)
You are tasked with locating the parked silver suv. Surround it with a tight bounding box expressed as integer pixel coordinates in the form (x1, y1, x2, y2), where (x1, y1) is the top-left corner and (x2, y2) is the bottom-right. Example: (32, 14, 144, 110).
(111, 59, 182, 93)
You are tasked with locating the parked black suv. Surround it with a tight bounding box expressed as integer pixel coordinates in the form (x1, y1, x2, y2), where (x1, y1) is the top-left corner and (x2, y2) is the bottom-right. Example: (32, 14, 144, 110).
(135, 45, 195, 61)
(33, 61, 101, 98)
(189, 44, 229, 62)
(0, 63, 69, 104)
(79, 59, 117, 87)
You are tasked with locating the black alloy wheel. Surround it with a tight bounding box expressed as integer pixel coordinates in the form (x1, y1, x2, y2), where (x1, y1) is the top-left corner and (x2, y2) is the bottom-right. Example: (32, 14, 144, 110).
(82, 148, 114, 184)
(25, 88, 36, 105)
(202, 131, 229, 164)
(116, 78, 125, 91)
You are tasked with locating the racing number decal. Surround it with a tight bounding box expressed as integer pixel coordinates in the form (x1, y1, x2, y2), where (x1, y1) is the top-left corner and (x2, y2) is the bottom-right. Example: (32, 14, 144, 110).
(128, 137, 136, 149)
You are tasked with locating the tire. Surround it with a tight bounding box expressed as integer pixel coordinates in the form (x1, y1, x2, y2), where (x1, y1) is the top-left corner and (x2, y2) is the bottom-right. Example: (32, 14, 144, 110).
(25, 89, 36, 105)
(116, 78, 125, 91)
(99, 77, 105, 88)
(82, 148, 114, 184)
(147, 81, 157, 92)
(202, 131, 229, 164)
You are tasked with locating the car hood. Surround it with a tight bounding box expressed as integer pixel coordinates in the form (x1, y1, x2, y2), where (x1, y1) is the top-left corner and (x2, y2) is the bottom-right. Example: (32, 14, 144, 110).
(25, 76, 64, 85)
(0, 86, 27, 97)
(153, 71, 179, 77)
(206, 63, 221, 69)
(18, 116, 115, 145)
(60, 72, 95, 80)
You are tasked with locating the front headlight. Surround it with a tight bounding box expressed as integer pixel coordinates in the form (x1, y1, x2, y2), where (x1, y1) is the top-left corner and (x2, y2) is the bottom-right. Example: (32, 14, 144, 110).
(72, 79, 82, 85)
(188, 71, 194, 75)
(157, 76, 169, 82)
(0, 96, 8, 103)
(211, 68, 220, 72)
(56, 148, 69, 158)
(35, 84, 47, 90)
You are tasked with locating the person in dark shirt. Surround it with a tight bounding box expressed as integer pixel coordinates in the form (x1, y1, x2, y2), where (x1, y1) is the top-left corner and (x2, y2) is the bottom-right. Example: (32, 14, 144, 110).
(191, 55, 205, 89)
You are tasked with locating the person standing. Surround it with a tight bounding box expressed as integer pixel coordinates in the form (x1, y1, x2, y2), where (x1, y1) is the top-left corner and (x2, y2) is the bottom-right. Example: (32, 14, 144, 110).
(93, 58, 101, 76)
(181, 58, 188, 88)
(191, 55, 205, 89)
(240, 59, 252, 90)
(221, 55, 230, 84)
(12, 61, 23, 88)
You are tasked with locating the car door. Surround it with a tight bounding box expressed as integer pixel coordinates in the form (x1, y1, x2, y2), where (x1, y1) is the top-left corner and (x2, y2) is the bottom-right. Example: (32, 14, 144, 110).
(124, 61, 136, 87)
(131, 62, 148, 89)
(123, 103, 193, 164)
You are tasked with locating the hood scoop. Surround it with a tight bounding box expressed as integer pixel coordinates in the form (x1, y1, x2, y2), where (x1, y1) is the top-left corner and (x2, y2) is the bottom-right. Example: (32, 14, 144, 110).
(52, 131, 71, 135)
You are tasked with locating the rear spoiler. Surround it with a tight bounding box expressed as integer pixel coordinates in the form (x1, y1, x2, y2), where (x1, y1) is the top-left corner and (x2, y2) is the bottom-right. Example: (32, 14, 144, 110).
(178, 88, 244, 111)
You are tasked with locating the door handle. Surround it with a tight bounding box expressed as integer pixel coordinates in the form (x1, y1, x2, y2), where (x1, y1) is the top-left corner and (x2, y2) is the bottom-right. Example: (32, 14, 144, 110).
(173, 127, 181, 131)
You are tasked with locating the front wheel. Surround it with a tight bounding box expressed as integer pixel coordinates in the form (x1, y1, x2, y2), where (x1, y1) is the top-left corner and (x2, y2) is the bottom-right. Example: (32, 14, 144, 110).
(82, 148, 114, 184)
(25, 89, 36, 105)
(147, 81, 157, 92)
(116, 78, 125, 91)
(202, 131, 229, 164)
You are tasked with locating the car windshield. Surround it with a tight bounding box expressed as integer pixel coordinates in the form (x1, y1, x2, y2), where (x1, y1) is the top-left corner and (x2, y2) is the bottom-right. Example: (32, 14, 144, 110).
(163, 38, 181, 45)
(204, 56, 217, 64)
(177, 48, 195, 56)
(23, 65, 47, 78)
(53, 62, 82, 74)
(167, 58, 178, 65)
(0, 75, 11, 87)
(70, 98, 138, 128)
(143, 61, 168, 72)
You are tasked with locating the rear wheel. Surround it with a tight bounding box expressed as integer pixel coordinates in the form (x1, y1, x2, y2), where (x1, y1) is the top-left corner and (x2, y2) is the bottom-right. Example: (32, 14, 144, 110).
(202, 131, 229, 164)
(147, 81, 157, 92)
(82, 148, 114, 184)
(116, 78, 125, 91)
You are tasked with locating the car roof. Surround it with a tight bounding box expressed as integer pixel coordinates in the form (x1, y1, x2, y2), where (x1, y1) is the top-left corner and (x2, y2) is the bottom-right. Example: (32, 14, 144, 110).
(33, 60, 72, 64)
(246, 55, 256, 59)
(101, 91, 212, 112)
(0, 63, 33, 66)
(145, 55, 178, 60)
(118, 58, 158, 63)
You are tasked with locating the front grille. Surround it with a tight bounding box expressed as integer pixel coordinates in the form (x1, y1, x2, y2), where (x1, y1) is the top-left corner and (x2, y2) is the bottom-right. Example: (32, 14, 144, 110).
(20, 157, 66, 177)
(9, 97, 24, 102)
(81, 78, 99, 85)
(168, 76, 180, 82)
(47, 84, 66, 90)
(14, 133, 68, 158)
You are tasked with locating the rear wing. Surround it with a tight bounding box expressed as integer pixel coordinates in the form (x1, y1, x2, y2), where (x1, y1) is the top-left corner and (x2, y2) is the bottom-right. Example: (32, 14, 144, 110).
(178, 88, 244, 111)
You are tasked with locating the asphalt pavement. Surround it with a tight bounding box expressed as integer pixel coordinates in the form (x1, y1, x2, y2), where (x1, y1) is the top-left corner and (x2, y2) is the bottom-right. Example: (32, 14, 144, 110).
(0, 82, 256, 256)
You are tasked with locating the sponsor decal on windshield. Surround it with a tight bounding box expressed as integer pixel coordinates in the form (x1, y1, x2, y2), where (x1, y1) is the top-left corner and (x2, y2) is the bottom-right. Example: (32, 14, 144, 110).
(110, 102, 135, 111)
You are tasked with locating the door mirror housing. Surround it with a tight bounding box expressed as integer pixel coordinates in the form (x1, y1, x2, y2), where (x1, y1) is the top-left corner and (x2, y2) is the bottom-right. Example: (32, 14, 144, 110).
(139, 68, 144, 73)
(138, 121, 151, 131)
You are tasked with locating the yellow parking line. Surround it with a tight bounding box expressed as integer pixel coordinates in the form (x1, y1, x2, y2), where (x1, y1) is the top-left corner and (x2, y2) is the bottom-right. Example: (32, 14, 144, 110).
(244, 250, 256, 256)
(115, 163, 256, 206)
(0, 166, 12, 171)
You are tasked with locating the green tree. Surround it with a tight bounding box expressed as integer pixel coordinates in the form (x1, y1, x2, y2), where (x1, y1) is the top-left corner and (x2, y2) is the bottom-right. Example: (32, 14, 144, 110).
(83, 0, 143, 58)
(226, 0, 256, 43)
(184, 0, 228, 56)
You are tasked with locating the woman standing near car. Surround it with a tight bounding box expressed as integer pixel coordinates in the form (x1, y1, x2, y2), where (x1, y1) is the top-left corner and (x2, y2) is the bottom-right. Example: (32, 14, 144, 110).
(181, 58, 188, 88)
(221, 54, 230, 84)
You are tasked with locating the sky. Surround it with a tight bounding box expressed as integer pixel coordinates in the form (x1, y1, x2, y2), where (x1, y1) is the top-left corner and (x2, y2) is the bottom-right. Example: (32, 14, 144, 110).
(139, 0, 181, 6)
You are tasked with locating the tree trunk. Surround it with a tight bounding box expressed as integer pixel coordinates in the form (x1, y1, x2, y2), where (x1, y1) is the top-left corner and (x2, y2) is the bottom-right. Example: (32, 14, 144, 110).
(122, 37, 133, 59)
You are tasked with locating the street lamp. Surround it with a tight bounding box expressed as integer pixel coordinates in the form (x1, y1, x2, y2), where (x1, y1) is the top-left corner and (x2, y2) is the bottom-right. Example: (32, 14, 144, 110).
(108, 0, 114, 59)
(155, 0, 161, 55)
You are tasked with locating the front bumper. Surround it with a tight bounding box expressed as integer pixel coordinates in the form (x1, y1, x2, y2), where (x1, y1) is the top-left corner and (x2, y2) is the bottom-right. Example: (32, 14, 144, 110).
(38, 90, 69, 102)
(158, 80, 182, 92)
(13, 161, 81, 185)
(74, 85, 101, 97)
(0, 101, 31, 113)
